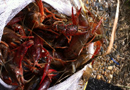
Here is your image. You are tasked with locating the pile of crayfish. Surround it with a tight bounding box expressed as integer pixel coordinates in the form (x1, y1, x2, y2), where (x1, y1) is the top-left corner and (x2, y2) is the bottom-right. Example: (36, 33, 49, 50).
(0, 0, 105, 90)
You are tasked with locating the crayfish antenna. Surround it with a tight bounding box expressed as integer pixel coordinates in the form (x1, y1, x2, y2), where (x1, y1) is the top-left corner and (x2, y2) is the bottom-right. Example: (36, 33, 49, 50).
(39, 48, 52, 85)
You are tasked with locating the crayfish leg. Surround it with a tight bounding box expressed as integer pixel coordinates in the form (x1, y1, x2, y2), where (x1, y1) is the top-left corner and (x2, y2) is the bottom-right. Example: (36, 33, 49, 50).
(7, 16, 23, 26)
(38, 76, 51, 90)
(35, 0, 45, 22)
(91, 40, 102, 58)
(10, 23, 26, 36)
(13, 40, 34, 68)
(44, 8, 61, 21)
(39, 48, 52, 84)
(39, 61, 50, 85)
(35, 0, 44, 16)
(65, 35, 72, 43)
(0, 41, 8, 61)
(38, 69, 57, 90)
(91, 18, 103, 34)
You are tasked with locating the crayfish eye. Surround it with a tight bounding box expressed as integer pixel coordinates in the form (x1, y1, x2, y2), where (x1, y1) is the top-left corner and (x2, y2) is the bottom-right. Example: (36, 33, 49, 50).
(67, 25, 78, 31)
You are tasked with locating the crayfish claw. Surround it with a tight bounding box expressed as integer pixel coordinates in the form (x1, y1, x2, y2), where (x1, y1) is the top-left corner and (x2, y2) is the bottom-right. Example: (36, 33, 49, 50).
(72, 7, 82, 25)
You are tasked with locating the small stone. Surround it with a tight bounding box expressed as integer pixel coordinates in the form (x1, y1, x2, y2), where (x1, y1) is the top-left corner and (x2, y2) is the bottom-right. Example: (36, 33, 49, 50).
(97, 75, 101, 80)
(95, 67, 98, 71)
(108, 80, 111, 83)
(93, 75, 96, 78)
(107, 63, 110, 66)
(101, 71, 105, 75)
(110, 70, 114, 74)
(106, 70, 110, 75)
(117, 65, 120, 68)
(116, 54, 120, 59)
(113, 68, 117, 72)
(104, 71, 107, 76)
(110, 60, 113, 64)
(108, 66, 113, 70)
(101, 75, 106, 81)
(103, 62, 106, 65)
(98, 62, 101, 65)
(109, 74, 113, 79)
(114, 44, 117, 49)
(101, 63, 104, 66)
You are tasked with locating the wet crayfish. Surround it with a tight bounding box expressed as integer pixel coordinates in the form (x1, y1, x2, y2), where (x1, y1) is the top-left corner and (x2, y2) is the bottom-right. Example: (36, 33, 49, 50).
(0, 0, 106, 89)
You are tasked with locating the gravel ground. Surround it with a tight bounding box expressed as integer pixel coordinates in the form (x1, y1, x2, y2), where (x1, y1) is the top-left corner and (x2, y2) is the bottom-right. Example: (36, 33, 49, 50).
(89, 0, 130, 90)
(111, 1, 130, 89)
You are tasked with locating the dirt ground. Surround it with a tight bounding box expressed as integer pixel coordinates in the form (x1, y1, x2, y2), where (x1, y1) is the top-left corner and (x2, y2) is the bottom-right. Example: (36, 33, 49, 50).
(111, 0, 130, 89)
(89, 0, 130, 90)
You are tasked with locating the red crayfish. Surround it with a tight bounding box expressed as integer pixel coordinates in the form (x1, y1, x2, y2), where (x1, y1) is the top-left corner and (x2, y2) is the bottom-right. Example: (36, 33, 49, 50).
(0, 0, 106, 89)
